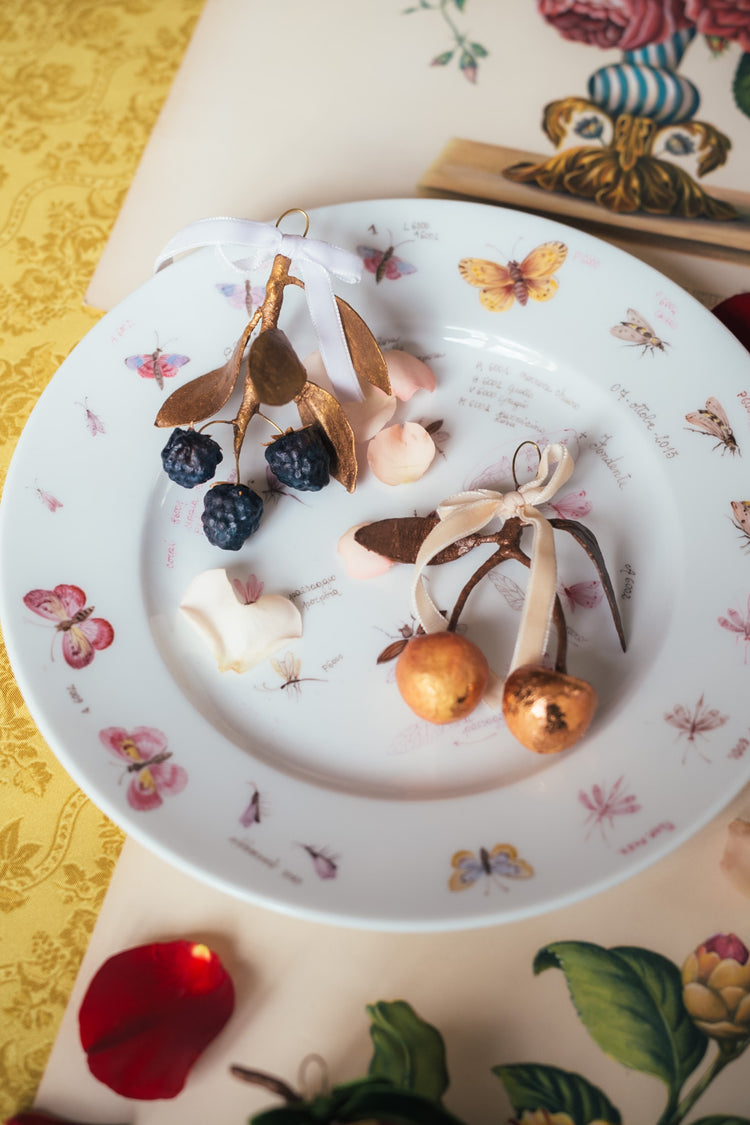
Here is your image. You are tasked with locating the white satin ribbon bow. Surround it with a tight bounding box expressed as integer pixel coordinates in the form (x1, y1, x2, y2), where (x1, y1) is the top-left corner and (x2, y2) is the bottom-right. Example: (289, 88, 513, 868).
(154, 216, 364, 402)
(410, 442, 574, 707)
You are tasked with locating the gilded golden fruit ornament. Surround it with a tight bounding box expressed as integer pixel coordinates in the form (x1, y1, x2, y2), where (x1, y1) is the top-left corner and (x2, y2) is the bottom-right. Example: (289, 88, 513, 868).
(395, 632, 489, 725)
(502, 665, 597, 754)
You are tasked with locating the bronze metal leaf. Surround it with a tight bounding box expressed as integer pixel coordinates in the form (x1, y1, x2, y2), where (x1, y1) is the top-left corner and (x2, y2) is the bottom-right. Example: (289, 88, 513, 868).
(354, 517, 488, 565)
(296, 381, 357, 493)
(247, 327, 308, 407)
(377, 639, 408, 664)
(550, 517, 627, 651)
(336, 297, 391, 395)
(154, 327, 251, 428)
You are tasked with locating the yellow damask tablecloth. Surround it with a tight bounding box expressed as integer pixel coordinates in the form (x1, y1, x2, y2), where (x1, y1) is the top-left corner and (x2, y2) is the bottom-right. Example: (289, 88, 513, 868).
(0, 2, 204, 1115)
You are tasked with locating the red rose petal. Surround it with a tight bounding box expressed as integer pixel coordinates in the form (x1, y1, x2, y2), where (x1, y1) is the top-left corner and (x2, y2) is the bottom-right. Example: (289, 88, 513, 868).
(78, 940, 234, 1099)
(712, 293, 750, 354)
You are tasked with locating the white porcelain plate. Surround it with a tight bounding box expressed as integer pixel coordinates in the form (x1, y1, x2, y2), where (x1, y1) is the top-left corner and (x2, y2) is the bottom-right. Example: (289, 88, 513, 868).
(2, 199, 749, 930)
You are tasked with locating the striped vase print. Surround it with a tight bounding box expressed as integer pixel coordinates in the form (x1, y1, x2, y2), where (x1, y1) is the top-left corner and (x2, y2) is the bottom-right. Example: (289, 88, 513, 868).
(588, 30, 700, 125)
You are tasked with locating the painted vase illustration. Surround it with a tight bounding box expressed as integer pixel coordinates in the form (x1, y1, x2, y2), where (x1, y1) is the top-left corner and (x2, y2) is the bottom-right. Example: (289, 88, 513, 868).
(504, 28, 736, 220)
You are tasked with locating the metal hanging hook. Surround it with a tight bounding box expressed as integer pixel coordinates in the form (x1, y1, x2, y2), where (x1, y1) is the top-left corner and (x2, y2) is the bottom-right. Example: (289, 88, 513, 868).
(511, 440, 541, 489)
(275, 208, 310, 237)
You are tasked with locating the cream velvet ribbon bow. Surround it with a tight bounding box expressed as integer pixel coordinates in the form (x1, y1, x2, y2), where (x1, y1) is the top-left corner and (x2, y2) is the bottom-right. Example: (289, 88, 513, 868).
(410, 442, 574, 708)
(154, 216, 364, 402)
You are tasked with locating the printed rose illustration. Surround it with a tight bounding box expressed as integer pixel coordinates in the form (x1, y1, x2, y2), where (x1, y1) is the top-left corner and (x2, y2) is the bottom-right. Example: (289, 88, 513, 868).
(536, 0, 692, 50)
(99, 726, 188, 811)
(686, 0, 750, 53)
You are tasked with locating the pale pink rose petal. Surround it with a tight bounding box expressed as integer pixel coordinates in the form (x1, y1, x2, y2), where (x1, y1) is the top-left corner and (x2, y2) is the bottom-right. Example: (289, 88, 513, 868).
(304, 349, 397, 440)
(343, 384, 398, 441)
(720, 818, 750, 897)
(367, 422, 436, 485)
(384, 350, 437, 401)
(338, 523, 394, 579)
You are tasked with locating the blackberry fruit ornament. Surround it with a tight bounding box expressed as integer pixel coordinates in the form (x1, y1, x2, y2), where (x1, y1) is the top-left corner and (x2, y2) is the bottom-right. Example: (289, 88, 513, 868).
(202, 483, 263, 551)
(161, 427, 223, 487)
(264, 426, 330, 492)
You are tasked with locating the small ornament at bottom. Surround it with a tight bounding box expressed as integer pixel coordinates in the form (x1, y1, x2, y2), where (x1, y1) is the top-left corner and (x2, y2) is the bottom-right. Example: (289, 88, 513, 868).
(501, 665, 598, 754)
(395, 632, 489, 725)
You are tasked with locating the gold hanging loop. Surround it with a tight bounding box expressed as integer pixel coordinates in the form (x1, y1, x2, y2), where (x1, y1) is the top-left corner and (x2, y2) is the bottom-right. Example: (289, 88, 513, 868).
(275, 208, 310, 237)
(511, 440, 542, 489)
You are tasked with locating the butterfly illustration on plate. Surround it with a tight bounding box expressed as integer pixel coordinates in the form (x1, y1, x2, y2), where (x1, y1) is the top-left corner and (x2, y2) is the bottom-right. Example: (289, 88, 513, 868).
(357, 232, 417, 284)
(239, 783, 266, 827)
(449, 843, 534, 893)
(559, 580, 603, 613)
(99, 726, 188, 811)
(610, 308, 668, 355)
(731, 500, 750, 551)
(22, 584, 114, 669)
(215, 280, 265, 316)
(685, 397, 740, 455)
(545, 489, 592, 521)
(458, 240, 567, 312)
(125, 339, 190, 390)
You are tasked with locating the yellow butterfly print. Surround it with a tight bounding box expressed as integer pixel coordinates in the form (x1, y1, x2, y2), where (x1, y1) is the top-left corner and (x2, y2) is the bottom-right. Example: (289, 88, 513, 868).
(449, 843, 534, 892)
(458, 241, 568, 312)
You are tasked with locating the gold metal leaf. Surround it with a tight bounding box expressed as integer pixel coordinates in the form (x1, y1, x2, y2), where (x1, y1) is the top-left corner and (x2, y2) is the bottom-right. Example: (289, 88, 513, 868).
(154, 324, 251, 428)
(336, 297, 391, 395)
(296, 381, 357, 493)
(247, 327, 307, 406)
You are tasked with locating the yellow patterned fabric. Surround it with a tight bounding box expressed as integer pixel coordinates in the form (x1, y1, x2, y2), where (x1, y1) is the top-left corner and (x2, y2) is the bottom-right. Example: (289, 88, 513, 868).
(0, 1, 203, 1115)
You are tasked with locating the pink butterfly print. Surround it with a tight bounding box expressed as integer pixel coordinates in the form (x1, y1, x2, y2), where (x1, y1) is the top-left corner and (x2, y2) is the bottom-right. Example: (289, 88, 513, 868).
(99, 726, 188, 811)
(579, 776, 640, 840)
(719, 595, 750, 663)
(23, 584, 114, 669)
(357, 242, 417, 284)
(300, 844, 338, 879)
(34, 484, 62, 512)
(125, 345, 190, 390)
(545, 489, 592, 521)
(215, 281, 265, 316)
(665, 693, 728, 763)
(76, 398, 105, 436)
(559, 580, 602, 613)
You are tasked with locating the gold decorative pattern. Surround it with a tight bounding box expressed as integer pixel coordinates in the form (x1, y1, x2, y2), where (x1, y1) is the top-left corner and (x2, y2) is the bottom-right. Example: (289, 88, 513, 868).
(0, 0, 203, 1115)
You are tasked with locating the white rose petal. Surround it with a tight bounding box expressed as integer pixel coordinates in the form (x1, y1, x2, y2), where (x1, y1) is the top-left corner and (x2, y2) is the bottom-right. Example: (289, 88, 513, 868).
(180, 568, 302, 673)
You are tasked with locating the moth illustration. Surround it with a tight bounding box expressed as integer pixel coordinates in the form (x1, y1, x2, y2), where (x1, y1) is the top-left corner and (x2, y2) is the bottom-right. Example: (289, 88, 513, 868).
(718, 595, 750, 663)
(449, 843, 534, 892)
(76, 398, 105, 436)
(559, 580, 603, 613)
(579, 776, 641, 841)
(458, 241, 567, 312)
(125, 343, 190, 390)
(34, 483, 63, 512)
(665, 693, 728, 762)
(545, 489, 592, 521)
(685, 397, 740, 455)
(100, 726, 188, 812)
(357, 238, 417, 283)
(23, 584, 114, 669)
(239, 783, 264, 827)
(610, 308, 668, 354)
(215, 280, 264, 316)
(300, 844, 338, 880)
(731, 500, 750, 550)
